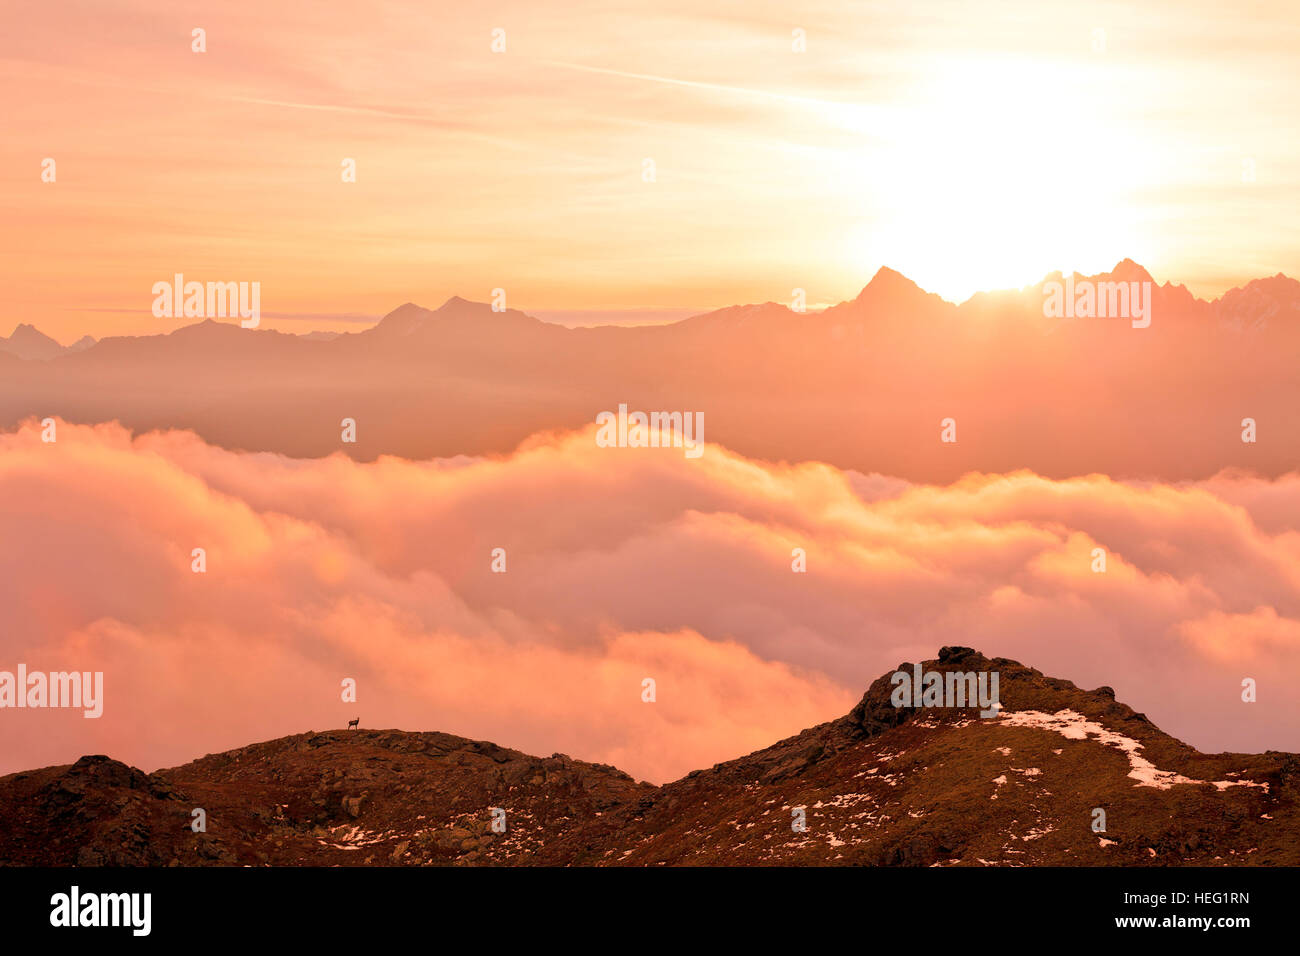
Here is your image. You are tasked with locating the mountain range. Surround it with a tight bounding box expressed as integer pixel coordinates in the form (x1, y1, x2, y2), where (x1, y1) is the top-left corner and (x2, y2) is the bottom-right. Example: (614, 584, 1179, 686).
(2, 647, 1294, 866)
(2, 261, 1298, 482)
(0, 324, 95, 361)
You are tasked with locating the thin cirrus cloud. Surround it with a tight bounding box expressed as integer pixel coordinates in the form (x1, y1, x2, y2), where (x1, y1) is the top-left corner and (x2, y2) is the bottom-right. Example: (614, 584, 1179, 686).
(2, 418, 1297, 782)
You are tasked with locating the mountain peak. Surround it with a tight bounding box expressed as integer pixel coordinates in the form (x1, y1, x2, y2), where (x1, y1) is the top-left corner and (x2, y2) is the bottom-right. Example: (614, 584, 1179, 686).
(1108, 258, 1154, 284)
(368, 302, 433, 337)
(9, 322, 55, 341)
(838, 265, 953, 318)
(858, 265, 924, 299)
(437, 295, 510, 318)
(1213, 272, 1300, 329)
(0, 323, 65, 360)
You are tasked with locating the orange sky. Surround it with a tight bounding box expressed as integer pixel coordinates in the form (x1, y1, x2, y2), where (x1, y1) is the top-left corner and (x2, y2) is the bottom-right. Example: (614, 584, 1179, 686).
(2, 0, 1298, 341)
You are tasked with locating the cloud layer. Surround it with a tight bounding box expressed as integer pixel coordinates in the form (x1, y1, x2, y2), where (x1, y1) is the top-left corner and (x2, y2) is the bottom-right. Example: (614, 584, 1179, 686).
(2, 419, 1298, 782)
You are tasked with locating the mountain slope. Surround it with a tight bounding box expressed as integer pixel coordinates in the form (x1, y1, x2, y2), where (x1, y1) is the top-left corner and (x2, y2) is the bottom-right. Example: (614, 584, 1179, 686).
(1, 648, 1294, 867)
(0, 324, 67, 361)
(537, 646, 1295, 866)
(0, 731, 648, 866)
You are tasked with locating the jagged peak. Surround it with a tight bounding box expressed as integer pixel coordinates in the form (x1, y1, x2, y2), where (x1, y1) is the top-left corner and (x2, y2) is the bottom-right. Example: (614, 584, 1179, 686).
(8, 322, 56, 340)
(1109, 257, 1154, 283)
(856, 265, 926, 299)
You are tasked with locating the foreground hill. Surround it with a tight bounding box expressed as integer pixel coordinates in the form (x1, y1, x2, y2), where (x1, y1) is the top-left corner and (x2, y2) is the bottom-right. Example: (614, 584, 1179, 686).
(1, 648, 1295, 866)
(0, 732, 648, 867)
(536, 647, 1297, 866)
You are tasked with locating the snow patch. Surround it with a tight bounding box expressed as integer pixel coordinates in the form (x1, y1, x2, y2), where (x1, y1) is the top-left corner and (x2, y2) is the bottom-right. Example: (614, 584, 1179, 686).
(997, 709, 1267, 791)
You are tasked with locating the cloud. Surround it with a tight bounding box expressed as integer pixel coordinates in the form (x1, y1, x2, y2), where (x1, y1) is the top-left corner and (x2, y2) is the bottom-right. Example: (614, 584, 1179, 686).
(2, 419, 1299, 782)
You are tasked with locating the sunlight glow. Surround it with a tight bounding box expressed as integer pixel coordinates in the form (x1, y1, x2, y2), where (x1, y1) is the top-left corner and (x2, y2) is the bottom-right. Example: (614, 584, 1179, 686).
(852, 57, 1154, 300)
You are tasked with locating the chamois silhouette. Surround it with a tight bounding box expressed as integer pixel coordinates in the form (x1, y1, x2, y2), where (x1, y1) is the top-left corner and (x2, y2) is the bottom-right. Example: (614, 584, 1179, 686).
(347, 718, 359, 730)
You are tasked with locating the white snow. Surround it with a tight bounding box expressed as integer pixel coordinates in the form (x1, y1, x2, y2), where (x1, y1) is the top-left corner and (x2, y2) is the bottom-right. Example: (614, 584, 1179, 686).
(990, 773, 1007, 799)
(997, 709, 1268, 791)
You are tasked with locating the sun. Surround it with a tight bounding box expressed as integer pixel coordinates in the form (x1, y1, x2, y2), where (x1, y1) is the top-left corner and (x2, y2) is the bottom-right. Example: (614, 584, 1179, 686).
(847, 55, 1154, 301)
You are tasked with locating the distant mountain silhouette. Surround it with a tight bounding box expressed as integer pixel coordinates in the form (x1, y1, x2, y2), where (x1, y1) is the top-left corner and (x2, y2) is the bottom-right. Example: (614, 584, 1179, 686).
(1, 262, 1297, 481)
(1215, 274, 1300, 331)
(0, 324, 84, 361)
(1, 648, 1293, 866)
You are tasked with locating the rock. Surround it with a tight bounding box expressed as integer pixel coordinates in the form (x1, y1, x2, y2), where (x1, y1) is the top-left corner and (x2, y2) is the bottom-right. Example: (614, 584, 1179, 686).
(434, 826, 474, 851)
(75, 846, 104, 866)
(760, 743, 826, 783)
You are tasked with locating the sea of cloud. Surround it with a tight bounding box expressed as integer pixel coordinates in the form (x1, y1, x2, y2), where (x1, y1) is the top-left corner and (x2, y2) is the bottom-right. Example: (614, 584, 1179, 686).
(2, 419, 1297, 783)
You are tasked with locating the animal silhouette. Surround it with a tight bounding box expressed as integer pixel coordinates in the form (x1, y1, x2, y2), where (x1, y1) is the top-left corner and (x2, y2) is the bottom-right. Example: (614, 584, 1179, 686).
(347, 718, 359, 730)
